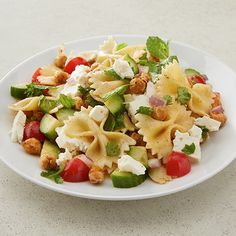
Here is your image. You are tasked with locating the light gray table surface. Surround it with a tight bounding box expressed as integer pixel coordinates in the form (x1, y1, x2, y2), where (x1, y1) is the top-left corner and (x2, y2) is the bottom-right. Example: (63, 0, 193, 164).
(0, 0, 236, 235)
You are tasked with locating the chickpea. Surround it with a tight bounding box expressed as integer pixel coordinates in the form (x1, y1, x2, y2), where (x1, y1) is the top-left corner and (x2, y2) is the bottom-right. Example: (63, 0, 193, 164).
(22, 138, 42, 155)
(130, 132, 146, 146)
(74, 96, 84, 110)
(40, 155, 57, 170)
(89, 166, 105, 184)
(54, 71, 69, 85)
(210, 111, 227, 127)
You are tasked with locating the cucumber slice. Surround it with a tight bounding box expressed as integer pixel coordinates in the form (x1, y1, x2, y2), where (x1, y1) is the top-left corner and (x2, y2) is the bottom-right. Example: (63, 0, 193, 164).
(128, 146, 148, 167)
(39, 97, 60, 113)
(10, 84, 28, 99)
(41, 140, 60, 160)
(104, 93, 124, 115)
(40, 114, 61, 140)
(185, 68, 201, 77)
(124, 54, 139, 74)
(55, 108, 75, 122)
(111, 169, 146, 188)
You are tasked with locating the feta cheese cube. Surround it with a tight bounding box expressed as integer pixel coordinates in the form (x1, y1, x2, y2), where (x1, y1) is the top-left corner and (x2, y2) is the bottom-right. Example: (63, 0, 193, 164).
(10, 110, 26, 143)
(56, 148, 72, 166)
(173, 125, 202, 162)
(89, 105, 109, 123)
(112, 59, 134, 79)
(118, 154, 146, 175)
(195, 116, 221, 131)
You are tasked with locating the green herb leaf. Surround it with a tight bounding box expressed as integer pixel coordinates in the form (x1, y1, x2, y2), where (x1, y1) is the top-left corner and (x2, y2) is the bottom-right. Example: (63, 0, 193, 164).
(106, 141, 120, 156)
(84, 94, 103, 107)
(177, 87, 191, 105)
(104, 69, 123, 80)
(138, 60, 161, 74)
(41, 164, 65, 184)
(199, 126, 209, 140)
(136, 106, 153, 116)
(181, 143, 196, 155)
(59, 94, 75, 109)
(116, 43, 128, 51)
(25, 84, 51, 97)
(163, 95, 173, 105)
(146, 36, 169, 60)
(78, 85, 92, 96)
(139, 52, 147, 60)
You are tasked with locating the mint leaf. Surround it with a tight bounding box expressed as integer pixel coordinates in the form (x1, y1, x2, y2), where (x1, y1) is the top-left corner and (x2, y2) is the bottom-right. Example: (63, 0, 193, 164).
(106, 141, 120, 156)
(41, 164, 65, 184)
(104, 69, 123, 80)
(116, 43, 128, 51)
(181, 143, 196, 155)
(146, 36, 169, 60)
(59, 94, 75, 109)
(138, 60, 161, 74)
(136, 106, 153, 116)
(199, 126, 209, 140)
(163, 95, 173, 105)
(177, 87, 191, 105)
(25, 84, 51, 97)
(139, 52, 147, 60)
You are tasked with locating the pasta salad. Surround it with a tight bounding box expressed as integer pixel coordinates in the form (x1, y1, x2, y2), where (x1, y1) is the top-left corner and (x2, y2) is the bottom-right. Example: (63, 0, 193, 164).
(8, 36, 227, 188)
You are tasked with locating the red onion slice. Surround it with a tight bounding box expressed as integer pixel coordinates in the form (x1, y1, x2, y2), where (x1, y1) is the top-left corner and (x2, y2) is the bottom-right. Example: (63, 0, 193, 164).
(202, 74, 208, 81)
(212, 105, 224, 113)
(148, 158, 161, 168)
(149, 96, 165, 107)
(77, 154, 93, 168)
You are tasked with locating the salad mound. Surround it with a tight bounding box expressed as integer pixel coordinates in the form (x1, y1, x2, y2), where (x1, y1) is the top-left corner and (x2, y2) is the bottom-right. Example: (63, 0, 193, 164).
(8, 35, 227, 188)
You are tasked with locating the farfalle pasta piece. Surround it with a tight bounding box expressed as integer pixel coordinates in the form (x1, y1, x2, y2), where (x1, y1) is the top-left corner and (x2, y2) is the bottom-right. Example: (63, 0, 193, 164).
(136, 103, 194, 158)
(99, 36, 117, 54)
(156, 61, 214, 115)
(8, 97, 40, 111)
(62, 107, 135, 168)
(89, 71, 127, 100)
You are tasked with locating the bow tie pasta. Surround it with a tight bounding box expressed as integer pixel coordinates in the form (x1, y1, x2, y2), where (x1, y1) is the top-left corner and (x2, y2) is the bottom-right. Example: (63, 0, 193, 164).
(136, 103, 194, 158)
(61, 107, 135, 168)
(156, 60, 214, 115)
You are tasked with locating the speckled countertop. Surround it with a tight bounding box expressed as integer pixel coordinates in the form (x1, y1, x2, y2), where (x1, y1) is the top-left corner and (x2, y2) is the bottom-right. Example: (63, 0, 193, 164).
(0, 0, 236, 235)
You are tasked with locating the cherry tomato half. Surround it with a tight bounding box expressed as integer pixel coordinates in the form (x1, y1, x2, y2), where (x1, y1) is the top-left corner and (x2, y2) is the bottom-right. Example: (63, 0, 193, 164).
(60, 158, 90, 182)
(166, 151, 191, 177)
(23, 121, 45, 142)
(64, 57, 89, 74)
(32, 68, 42, 83)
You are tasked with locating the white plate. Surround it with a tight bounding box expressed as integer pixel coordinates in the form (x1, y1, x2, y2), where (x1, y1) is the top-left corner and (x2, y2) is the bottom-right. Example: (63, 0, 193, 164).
(0, 35, 236, 200)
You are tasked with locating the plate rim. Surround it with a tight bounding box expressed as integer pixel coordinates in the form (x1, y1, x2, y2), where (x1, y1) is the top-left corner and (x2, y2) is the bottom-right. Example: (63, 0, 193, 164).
(1, 34, 236, 201)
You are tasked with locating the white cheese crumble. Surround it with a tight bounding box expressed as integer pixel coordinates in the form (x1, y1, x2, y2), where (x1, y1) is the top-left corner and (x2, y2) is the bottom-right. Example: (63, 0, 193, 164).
(173, 125, 202, 162)
(195, 116, 221, 132)
(55, 126, 89, 153)
(10, 110, 26, 143)
(99, 36, 117, 54)
(112, 59, 134, 79)
(56, 148, 72, 166)
(118, 154, 146, 175)
(61, 65, 90, 97)
(89, 105, 109, 123)
(125, 81, 156, 123)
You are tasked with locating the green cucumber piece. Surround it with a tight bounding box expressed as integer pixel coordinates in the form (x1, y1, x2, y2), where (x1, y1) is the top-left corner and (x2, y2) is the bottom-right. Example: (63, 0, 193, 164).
(55, 108, 75, 122)
(185, 68, 201, 77)
(124, 54, 139, 74)
(40, 114, 61, 140)
(127, 146, 148, 167)
(10, 84, 28, 99)
(39, 97, 60, 113)
(111, 169, 146, 188)
(41, 140, 60, 160)
(104, 93, 124, 115)
(103, 85, 129, 101)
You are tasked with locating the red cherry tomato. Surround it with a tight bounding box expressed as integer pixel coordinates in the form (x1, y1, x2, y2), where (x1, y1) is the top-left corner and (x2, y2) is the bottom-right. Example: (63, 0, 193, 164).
(64, 57, 89, 74)
(166, 151, 191, 177)
(60, 158, 90, 182)
(23, 121, 45, 142)
(188, 75, 206, 85)
(32, 68, 42, 83)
